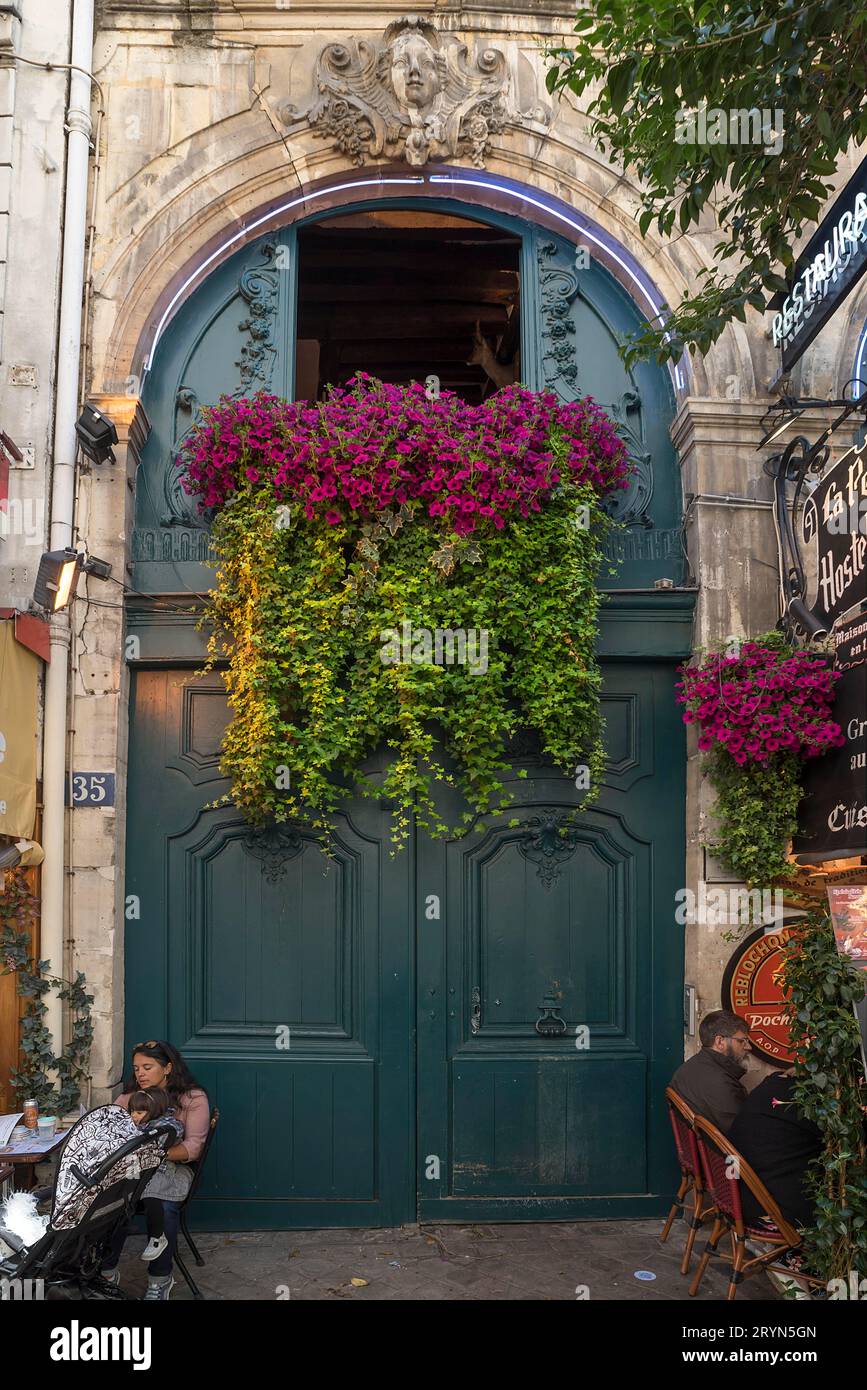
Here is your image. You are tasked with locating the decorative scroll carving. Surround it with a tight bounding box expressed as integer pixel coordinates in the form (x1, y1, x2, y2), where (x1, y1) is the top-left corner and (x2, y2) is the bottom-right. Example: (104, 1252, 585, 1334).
(236, 241, 280, 394)
(148, 243, 281, 537)
(518, 811, 580, 890)
(242, 826, 304, 883)
(602, 390, 655, 530)
(537, 240, 579, 395)
(282, 15, 549, 169)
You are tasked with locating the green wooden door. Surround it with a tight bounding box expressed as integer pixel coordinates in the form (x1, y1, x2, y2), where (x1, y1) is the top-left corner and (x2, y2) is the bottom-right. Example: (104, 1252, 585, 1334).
(125, 670, 415, 1229)
(417, 659, 685, 1221)
(125, 197, 688, 1228)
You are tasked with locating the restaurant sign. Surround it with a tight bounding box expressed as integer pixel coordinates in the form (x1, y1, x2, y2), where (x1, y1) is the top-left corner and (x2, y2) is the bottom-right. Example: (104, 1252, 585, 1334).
(722, 925, 796, 1065)
(801, 441, 867, 631)
(771, 156, 867, 372)
(793, 614, 867, 863)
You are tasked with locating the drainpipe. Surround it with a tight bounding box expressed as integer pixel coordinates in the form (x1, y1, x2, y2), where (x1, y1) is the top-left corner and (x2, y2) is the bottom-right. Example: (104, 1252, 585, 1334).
(41, 0, 94, 1054)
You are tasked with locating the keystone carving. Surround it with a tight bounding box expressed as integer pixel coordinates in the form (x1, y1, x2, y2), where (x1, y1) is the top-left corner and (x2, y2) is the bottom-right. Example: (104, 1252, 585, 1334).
(280, 14, 549, 168)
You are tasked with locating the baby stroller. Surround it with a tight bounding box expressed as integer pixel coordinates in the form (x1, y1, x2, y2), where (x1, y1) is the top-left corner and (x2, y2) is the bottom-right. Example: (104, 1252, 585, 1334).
(0, 1104, 183, 1300)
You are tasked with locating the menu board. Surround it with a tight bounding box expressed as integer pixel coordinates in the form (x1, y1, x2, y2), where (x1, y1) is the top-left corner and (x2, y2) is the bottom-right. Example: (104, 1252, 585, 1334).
(827, 883, 867, 1084)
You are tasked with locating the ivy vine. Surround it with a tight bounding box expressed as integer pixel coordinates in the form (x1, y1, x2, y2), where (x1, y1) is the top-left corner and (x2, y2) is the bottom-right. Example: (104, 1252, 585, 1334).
(0, 868, 94, 1116)
(784, 912, 867, 1285)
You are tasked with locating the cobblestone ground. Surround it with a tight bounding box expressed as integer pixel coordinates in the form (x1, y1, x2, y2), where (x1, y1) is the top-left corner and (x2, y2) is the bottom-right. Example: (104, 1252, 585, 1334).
(116, 1217, 779, 1301)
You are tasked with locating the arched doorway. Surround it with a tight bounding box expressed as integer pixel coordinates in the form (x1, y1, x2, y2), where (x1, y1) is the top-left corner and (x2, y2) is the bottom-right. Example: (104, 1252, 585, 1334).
(125, 188, 692, 1228)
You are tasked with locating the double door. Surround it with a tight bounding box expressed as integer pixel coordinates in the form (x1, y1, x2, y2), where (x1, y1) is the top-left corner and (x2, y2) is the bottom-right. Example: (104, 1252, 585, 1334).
(125, 657, 683, 1228)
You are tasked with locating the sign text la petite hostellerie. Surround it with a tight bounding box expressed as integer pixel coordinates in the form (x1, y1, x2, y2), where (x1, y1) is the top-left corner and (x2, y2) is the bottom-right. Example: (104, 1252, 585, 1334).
(801, 439, 867, 630)
(771, 156, 867, 373)
(793, 613, 867, 863)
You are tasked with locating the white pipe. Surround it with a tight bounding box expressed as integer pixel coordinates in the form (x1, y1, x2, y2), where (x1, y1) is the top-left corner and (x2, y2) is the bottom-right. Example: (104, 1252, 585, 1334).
(42, 0, 95, 1055)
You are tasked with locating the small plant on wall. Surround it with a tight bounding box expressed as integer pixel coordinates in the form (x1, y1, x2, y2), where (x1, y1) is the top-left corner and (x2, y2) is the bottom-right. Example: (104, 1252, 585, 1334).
(176, 375, 631, 847)
(0, 867, 93, 1115)
(676, 632, 844, 887)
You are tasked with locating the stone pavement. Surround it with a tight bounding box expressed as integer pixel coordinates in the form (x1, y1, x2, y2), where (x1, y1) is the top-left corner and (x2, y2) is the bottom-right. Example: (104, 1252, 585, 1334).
(116, 1217, 779, 1301)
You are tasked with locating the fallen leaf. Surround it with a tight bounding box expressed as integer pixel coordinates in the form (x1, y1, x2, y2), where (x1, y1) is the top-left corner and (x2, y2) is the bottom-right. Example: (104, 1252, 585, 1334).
(350, 1277, 369, 1287)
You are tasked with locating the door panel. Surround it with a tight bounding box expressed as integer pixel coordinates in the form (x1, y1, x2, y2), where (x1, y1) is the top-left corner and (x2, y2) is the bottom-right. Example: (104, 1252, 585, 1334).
(125, 670, 414, 1229)
(417, 660, 684, 1221)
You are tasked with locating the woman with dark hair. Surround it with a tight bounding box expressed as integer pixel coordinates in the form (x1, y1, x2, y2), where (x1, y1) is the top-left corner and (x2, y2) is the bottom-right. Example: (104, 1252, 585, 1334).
(100, 1040, 210, 1300)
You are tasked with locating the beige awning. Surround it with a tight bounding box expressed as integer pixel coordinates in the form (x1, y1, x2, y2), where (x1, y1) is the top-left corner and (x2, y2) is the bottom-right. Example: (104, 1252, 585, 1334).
(0, 620, 40, 840)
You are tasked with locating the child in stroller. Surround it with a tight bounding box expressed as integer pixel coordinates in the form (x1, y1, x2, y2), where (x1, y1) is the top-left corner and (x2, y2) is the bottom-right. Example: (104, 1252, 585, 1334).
(0, 1103, 183, 1299)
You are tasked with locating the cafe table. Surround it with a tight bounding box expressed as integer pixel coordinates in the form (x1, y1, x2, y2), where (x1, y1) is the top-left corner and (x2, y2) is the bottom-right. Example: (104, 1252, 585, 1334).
(0, 1131, 68, 1190)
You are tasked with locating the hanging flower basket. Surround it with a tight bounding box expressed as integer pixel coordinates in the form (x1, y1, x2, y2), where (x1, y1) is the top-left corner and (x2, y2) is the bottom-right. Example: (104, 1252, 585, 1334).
(677, 634, 845, 884)
(177, 375, 631, 846)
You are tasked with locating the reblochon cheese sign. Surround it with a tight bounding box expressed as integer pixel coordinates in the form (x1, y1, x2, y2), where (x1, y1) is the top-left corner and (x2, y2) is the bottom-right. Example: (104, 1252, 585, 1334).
(771, 158, 867, 373)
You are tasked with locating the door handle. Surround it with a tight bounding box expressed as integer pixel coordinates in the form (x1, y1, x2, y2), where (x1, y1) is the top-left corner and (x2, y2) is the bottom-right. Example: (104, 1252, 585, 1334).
(470, 986, 481, 1034)
(535, 994, 567, 1036)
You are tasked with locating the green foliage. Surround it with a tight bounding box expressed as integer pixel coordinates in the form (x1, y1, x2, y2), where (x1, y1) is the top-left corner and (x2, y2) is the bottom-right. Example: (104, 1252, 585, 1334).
(706, 748, 801, 886)
(0, 868, 94, 1115)
(784, 913, 867, 1282)
(546, 1, 867, 363)
(204, 477, 611, 848)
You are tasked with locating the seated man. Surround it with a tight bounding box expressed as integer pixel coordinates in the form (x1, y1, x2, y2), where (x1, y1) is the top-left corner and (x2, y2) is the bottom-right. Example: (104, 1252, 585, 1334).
(728, 1068, 821, 1232)
(670, 1009, 751, 1133)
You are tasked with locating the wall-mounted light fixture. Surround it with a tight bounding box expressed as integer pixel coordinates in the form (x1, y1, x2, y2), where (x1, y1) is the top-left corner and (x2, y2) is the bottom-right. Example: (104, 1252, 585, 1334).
(33, 548, 112, 613)
(74, 404, 118, 465)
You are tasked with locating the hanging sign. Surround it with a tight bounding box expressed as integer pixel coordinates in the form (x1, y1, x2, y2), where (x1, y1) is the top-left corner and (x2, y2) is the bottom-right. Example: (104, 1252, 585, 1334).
(771, 156, 867, 372)
(793, 613, 867, 863)
(721, 925, 796, 1064)
(800, 441, 867, 631)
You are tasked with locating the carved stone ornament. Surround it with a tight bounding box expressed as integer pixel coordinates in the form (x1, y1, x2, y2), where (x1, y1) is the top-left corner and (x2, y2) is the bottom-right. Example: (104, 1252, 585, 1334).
(281, 14, 550, 169)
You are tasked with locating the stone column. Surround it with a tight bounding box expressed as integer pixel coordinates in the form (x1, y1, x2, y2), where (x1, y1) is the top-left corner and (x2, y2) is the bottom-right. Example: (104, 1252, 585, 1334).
(67, 395, 149, 1102)
(673, 397, 780, 1073)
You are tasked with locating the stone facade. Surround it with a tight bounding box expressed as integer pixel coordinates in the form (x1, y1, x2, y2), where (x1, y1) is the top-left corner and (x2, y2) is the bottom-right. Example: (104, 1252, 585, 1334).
(7, 2, 867, 1098)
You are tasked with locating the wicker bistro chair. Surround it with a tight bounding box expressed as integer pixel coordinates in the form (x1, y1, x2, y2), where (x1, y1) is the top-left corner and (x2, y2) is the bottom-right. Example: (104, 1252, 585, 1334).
(688, 1114, 821, 1301)
(659, 1087, 715, 1275)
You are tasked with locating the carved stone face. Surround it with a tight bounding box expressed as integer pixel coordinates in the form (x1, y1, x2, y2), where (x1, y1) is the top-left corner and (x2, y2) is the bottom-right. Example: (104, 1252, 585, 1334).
(390, 34, 440, 112)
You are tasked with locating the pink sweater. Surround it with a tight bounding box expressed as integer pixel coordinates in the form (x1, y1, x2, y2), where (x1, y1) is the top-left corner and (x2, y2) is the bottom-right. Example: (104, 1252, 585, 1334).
(115, 1087, 210, 1161)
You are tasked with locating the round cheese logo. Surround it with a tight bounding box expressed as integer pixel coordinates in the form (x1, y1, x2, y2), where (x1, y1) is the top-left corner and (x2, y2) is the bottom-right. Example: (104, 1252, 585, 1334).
(721, 926, 796, 1064)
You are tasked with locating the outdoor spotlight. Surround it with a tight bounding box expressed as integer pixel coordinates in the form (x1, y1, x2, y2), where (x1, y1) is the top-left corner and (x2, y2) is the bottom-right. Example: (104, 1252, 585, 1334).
(74, 403, 118, 465)
(787, 597, 828, 640)
(757, 406, 805, 450)
(34, 547, 81, 612)
(33, 549, 113, 612)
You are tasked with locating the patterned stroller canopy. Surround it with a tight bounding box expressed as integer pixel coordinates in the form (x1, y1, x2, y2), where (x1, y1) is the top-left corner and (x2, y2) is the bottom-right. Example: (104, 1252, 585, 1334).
(50, 1104, 176, 1231)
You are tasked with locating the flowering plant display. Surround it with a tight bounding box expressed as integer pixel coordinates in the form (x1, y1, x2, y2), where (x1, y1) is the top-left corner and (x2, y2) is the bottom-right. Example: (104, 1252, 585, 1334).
(180, 375, 630, 529)
(176, 375, 630, 845)
(676, 633, 844, 885)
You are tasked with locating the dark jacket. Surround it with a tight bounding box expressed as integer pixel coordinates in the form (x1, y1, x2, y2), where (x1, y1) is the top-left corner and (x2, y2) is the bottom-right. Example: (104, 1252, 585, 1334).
(670, 1047, 747, 1134)
(728, 1072, 822, 1231)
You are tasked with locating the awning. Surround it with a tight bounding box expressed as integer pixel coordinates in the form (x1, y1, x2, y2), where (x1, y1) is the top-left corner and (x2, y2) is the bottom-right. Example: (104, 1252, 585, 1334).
(0, 619, 40, 840)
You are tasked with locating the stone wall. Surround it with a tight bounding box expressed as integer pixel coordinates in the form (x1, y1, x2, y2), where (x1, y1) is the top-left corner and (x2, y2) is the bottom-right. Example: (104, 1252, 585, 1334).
(64, 2, 866, 1096)
(0, 5, 69, 607)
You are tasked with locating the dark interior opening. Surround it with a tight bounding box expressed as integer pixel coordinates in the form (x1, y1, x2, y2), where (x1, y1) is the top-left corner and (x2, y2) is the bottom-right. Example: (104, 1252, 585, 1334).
(295, 208, 521, 404)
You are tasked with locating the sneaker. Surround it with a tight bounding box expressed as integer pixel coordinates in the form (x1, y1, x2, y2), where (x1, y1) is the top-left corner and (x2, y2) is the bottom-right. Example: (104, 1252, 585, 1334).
(100, 1268, 121, 1287)
(141, 1235, 169, 1263)
(143, 1275, 175, 1301)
